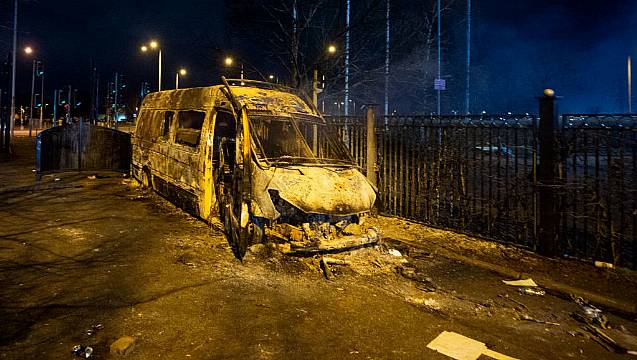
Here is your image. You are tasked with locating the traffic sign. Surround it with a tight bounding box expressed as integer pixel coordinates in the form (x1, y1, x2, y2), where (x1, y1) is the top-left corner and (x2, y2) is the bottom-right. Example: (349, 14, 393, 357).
(434, 78, 446, 91)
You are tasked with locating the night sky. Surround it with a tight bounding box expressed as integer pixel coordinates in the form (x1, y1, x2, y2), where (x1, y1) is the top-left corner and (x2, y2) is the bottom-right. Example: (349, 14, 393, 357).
(1, 0, 636, 113)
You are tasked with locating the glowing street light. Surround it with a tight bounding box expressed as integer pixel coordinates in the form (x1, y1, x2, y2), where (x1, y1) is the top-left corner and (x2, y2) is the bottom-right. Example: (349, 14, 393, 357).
(175, 68, 187, 89)
(140, 40, 162, 91)
(312, 44, 338, 108)
(23, 47, 39, 137)
(223, 56, 243, 79)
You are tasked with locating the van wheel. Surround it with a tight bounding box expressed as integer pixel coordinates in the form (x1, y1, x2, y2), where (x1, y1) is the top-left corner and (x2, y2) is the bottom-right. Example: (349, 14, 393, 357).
(221, 170, 252, 260)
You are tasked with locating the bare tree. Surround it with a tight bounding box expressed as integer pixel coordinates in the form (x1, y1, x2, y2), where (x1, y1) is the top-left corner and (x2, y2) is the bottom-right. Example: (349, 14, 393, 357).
(226, 0, 459, 114)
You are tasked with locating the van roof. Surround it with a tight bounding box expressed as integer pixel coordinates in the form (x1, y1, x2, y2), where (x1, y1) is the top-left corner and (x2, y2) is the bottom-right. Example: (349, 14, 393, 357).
(141, 84, 318, 117)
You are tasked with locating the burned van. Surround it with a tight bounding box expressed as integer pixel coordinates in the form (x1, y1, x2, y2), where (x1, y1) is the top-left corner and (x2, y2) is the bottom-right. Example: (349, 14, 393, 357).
(132, 78, 378, 258)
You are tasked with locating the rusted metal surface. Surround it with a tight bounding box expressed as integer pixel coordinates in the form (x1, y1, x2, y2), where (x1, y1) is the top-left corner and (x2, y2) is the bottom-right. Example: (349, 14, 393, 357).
(133, 82, 378, 258)
(36, 122, 131, 178)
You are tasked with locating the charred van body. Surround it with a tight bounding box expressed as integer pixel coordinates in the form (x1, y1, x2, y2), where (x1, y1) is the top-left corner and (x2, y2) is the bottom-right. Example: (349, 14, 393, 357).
(132, 78, 378, 258)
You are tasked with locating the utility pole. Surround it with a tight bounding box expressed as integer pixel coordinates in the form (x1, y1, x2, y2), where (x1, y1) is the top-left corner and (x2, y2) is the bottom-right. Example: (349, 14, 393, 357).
(94, 75, 99, 124)
(52, 90, 57, 127)
(28, 60, 36, 137)
(344, 0, 351, 116)
(465, 0, 471, 114)
(312, 68, 318, 107)
(628, 56, 632, 113)
(9, 0, 18, 146)
(437, 0, 442, 115)
(158, 51, 162, 91)
(384, 0, 390, 117)
(90, 60, 96, 124)
(114, 73, 119, 129)
(39, 64, 44, 130)
(66, 85, 71, 124)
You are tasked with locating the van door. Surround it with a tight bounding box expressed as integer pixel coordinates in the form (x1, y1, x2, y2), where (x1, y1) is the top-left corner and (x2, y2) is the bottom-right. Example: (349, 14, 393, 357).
(150, 110, 175, 194)
(164, 109, 208, 215)
(199, 111, 230, 222)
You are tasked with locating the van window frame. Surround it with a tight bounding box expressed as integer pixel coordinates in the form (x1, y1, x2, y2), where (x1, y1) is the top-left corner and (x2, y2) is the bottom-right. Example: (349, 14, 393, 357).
(160, 110, 175, 142)
(173, 110, 208, 151)
(137, 110, 163, 143)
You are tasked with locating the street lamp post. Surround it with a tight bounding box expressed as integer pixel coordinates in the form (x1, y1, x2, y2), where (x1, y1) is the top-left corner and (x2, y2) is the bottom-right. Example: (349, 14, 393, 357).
(313, 44, 337, 111)
(7, 0, 18, 147)
(39, 64, 44, 130)
(141, 40, 162, 91)
(25, 50, 39, 137)
(29, 59, 35, 136)
(175, 68, 187, 89)
(224, 56, 246, 80)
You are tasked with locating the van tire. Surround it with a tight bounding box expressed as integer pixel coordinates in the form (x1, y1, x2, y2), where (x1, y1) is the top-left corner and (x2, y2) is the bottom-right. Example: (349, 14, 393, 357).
(219, 170, 254, 259)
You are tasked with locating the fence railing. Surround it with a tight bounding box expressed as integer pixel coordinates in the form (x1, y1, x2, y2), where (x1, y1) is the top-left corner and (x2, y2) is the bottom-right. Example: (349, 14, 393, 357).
(326, 116, 368, 172)
(559, 114, 637, 268)
(326, 108, 637, 269)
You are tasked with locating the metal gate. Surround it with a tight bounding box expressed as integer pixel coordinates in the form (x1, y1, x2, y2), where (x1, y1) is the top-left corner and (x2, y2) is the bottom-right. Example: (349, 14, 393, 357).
(36, 122, 131, 178)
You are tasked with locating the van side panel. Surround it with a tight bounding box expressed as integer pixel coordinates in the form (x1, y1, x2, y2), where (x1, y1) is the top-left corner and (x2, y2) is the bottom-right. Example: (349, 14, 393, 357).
(132, 87, 218, 220)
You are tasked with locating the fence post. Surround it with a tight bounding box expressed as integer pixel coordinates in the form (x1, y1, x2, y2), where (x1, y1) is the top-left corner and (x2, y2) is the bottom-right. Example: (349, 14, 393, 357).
(537, 89, 559, 257)
(366, 105, 377, 187)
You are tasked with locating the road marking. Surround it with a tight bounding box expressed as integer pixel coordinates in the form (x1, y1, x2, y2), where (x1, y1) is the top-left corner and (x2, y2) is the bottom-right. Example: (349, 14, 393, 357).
(426, 331, 519, 360)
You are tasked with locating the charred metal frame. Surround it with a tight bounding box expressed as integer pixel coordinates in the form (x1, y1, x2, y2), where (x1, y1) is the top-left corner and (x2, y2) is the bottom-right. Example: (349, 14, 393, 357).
(132, 81, 379, 259)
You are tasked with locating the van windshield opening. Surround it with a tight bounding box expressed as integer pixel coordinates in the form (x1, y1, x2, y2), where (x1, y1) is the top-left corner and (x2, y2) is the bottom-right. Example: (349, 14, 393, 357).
(249, 114, 355, 166)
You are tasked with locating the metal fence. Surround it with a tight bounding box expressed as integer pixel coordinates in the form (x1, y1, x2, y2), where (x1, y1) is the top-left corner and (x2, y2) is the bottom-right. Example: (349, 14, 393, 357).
(326, 116, 368, 172)
(559, 114, 636, 268)
(327, 111, 637, 269)
(378, 115, 538, 247)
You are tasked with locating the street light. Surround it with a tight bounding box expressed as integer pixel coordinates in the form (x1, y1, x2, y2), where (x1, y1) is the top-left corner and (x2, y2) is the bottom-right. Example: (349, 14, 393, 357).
(141, 40, 162, 91)
(175, 68, 187, 89)
(313, 44, 338, 109)
(23, 47, 39, 136)
(223, 56, 243, 79)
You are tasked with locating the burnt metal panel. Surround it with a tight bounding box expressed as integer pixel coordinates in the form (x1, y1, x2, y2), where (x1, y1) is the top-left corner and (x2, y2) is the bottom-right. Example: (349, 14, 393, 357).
(142, 87, 216, 110)
(36, 122, 131, 178)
